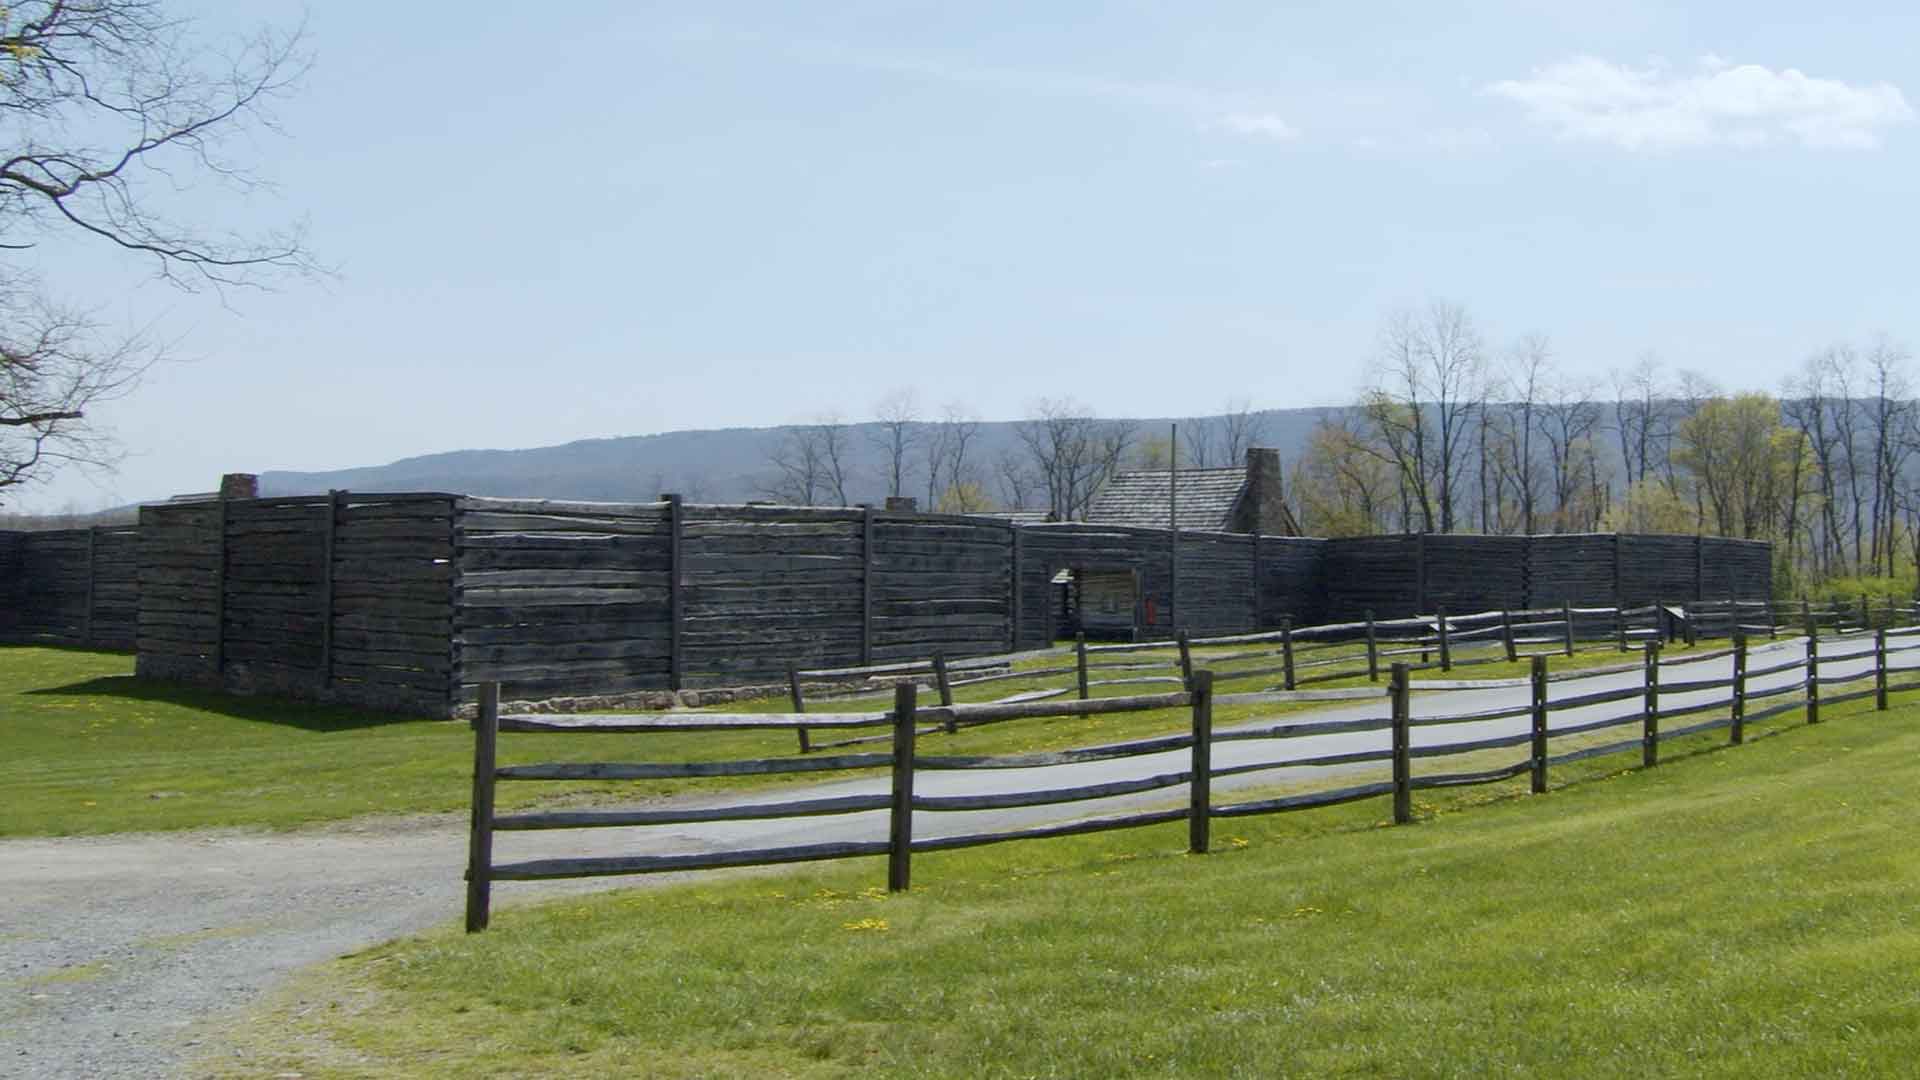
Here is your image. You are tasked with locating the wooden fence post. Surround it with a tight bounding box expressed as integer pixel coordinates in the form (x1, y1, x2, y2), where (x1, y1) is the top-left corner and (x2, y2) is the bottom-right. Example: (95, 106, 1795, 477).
(1437, 606, 1452, 673)
(1177, 630, 1194, 690)
(1366, 610, 1379, 682)
(1801, 597, 1813, 639)
(1767, 598, 1778, 640)
(1562, 601, 1575, 657)
(1189, 669, 1213, 855)
(1806, 635, 1821, 725)
(1280, 617, 1296, 690)
(1643, 641, 1660, 768)
(861, 506, 876, 667)
(787, 664, 811, 754)
(1390, 663, 1411, 824)
(1730, 634, 1747, 745)
(1530, 654, 1549, 794)
(667, 494, 684, 691)
(1614, 605, 1628, 652)
(1502, 609, 1517, 663)
(465, 681, 499, 933)
(888, 682, 916, 893)
(1876, 629, 1889, 711)
(1860, 595, 1872, 632)
(1683, 603, 1697, 648)
(933, 651, 957, 734)
(1075, 632, 1090, 700)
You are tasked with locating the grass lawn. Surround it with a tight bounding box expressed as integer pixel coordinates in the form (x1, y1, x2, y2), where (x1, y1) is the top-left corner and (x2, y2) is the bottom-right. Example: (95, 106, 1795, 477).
(209, 694, 1920, 1078)
(0, 638, 1784, 837)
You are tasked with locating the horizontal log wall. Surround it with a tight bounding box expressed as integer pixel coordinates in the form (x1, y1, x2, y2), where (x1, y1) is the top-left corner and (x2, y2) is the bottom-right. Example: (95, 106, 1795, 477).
(454, 497, 675, 705)
(17, 488, 1772, 712)
(0, 526, 140, 648)
(134, 494, 456, 715)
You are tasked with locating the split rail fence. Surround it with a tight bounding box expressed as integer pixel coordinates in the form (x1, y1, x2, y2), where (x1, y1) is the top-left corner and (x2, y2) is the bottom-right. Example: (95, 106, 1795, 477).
(463, 614, 1919, 930)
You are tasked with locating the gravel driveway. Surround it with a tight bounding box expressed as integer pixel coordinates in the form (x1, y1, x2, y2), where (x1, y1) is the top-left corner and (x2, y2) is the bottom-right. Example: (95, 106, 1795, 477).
(1, 636, 1887, 1078)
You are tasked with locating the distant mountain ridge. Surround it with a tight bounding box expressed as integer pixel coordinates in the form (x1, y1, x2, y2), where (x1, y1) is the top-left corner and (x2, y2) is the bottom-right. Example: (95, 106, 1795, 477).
(258, 409, 1331, 507)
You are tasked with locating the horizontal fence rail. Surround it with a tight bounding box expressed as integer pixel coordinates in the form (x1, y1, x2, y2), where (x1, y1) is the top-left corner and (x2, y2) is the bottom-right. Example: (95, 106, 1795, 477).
(464, 616, 1920, 931)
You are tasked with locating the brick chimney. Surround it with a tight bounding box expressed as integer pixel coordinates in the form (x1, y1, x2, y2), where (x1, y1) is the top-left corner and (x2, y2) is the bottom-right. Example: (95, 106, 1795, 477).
(219, 473, 258, 500)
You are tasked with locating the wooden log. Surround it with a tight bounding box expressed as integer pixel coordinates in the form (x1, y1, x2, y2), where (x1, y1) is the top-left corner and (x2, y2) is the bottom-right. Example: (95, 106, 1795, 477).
(1530, 654, 1548, 794)
(1806, 635, 1821, 724)
(888, 682, 915, 893)
(1366, 610, 1379, 682)
(1877, 628, 1889, 710)
(932, 650, 955, 734)
(1562, 601, 1575, 656)
(1189, 669, 1213, 855)
(321, 490, 342, 685)
(1076, 632, 1090, 701)
(1390, 663, 1411, 824)
(1177, 630, 1193, 689)
(498, 753, 891, 781)
(492, 842, 892, 881)
(465, 682, 498, 933)
(1730, 634, 1747, 745)
(1437, 606, 1452, 672)
(1643, 641, 1660, 768)
(787, 663, 812, 754)
(1281, 617, 1296, 690)
(1502, 609, 1518, 662)
(668, 493, 684, 691)
(495, 794, 892, 830)
(861, 506, 875, 667)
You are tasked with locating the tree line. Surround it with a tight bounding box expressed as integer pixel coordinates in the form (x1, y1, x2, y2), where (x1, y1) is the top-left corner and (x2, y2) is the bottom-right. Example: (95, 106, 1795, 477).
(1291, 301, 1919, 590)
(760, 391, 1268, 520)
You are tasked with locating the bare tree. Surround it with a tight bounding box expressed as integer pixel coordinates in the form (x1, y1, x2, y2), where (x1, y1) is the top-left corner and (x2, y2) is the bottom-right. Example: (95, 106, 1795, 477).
(1361, 302, 1486, 533)
(1865, 337, 1914, 575)
(923, 402, 985, 512)
(1014, 397, 1134, 520)
(0, 2, 317, 502)
(1610, 353, 1668, 490)
(1180, 398, 1266, 469)
(868, 388, 923, 499)
(760, 417, 855, 506)
(1536, 373, 1604, 532)
(994, 449, 1042, 512)
(1489, 334, 1550, 534)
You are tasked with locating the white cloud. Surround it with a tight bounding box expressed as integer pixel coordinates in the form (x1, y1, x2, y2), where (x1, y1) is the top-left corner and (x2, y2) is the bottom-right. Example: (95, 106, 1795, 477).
(1486, 56, 1913, 150)
(1214, 112, 1299, 140)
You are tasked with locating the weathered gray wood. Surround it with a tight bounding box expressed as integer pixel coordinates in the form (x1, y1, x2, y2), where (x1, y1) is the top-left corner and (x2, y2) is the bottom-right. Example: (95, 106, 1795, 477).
(495, 793, 893, 830)
(1729, 634, 1747, 744)
(665, 493, 685, 691)
(888, 682, 915, 892)
(321, 490, 342, 684)
(1643, 641, 1660, 768)
(1877, 629, 1889, 710)
(1530, 654, 1548, 794)
(492, 841, 893, 881)
(915, 732, 1193, 771)
(1390, 662, 1411, 824)
(861, 506, 876, 667)
(497, 711, 888, 732)
(498, 752, 891, 781)
(911, 807, 1189, 854)
(1189, 669, 1212, 855)
(1366, 610, 1379, 681)
(465, 682, 498, 933)
(1806, 635, 1821, 724)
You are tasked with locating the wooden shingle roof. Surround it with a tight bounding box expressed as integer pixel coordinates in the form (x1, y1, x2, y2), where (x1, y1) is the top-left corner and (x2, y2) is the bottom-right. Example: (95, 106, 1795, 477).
(1083, 467, 1248, 530)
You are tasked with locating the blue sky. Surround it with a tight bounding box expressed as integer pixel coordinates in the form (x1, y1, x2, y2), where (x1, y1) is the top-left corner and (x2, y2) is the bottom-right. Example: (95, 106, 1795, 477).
(18, 0, 1920, 510)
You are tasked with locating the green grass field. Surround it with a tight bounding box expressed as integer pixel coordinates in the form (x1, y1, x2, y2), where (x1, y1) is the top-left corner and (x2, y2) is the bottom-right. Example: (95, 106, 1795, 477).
(1, 639, 1729, 836)
(211, 693, 1920, 1078)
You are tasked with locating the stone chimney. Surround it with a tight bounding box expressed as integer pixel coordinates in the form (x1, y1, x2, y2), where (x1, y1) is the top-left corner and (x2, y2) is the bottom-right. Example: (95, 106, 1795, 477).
(885, 496, 919, 512)
(219, 473, 259, 500)
(1235, 448, 1298, 535)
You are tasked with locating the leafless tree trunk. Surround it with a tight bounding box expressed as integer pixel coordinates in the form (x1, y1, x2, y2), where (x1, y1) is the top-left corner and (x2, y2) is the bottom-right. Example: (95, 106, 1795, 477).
(760, 417, 855, 506)
(1015, 398, 1135, 520)
(868, 389, 922, 499)
(1362, 302, 1485, 533)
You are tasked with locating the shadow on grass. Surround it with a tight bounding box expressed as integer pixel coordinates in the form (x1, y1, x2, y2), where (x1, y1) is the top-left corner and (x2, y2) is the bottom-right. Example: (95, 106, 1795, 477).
(25, 675, 438, 733)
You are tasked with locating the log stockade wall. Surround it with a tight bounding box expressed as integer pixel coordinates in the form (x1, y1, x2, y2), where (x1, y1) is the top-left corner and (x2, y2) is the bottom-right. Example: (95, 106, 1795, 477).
(1, 492, 1772, 716)
(131, 493, 457, 716)
(0, 526, 140, 647)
